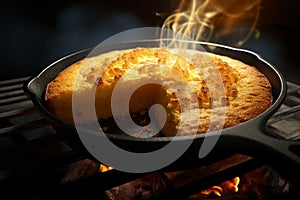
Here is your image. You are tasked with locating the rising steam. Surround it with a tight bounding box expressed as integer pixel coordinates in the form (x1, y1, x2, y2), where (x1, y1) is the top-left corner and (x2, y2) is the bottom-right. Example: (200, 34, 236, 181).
(161, 0, 261, 47)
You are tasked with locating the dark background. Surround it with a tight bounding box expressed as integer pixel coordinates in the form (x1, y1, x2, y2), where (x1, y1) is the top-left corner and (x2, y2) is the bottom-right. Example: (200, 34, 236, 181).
(1, 0, 299, 84)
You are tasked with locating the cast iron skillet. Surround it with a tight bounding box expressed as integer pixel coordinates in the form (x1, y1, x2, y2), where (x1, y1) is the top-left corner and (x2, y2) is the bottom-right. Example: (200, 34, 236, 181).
(24, 40, 300, 184)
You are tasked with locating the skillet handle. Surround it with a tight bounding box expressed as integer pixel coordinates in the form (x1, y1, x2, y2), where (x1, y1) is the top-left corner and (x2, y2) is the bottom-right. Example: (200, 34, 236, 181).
(220, 117, 300, 186)
(23, 76, 44, 100)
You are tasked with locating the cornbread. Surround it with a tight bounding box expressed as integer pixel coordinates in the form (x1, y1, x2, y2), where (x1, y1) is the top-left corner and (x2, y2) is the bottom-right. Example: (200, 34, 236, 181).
(45, 47, 272, 136)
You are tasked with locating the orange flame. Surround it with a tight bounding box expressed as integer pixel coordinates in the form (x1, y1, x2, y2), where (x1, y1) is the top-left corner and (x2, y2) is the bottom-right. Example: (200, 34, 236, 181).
(99, 164, 113, 172)
(201, 177, 240, 196)
(162, 0, 261, 47)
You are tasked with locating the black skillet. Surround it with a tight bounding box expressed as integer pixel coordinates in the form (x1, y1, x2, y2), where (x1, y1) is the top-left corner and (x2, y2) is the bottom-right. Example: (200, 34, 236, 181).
(23, 39, 300, 184)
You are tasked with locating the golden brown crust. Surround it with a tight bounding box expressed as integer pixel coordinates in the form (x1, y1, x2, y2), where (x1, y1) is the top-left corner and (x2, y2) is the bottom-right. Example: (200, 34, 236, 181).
(45, 48, 272, 136)
(214, 54, 272, 128)
(45, 50, 125, 124)
(45, 62, 79, 124)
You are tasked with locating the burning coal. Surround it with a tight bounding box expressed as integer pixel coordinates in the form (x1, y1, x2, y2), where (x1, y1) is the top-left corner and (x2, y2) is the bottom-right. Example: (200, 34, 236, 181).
(100, 164, 114, 172)
(201, 177, 240, 196)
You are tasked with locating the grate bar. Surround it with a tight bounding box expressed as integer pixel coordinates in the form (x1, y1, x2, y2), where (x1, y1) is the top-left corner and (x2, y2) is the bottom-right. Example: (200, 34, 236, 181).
(0, 95, 29, 106)
(266, 83, 300, 140)
(0, 106, 36, 119)
(0, 89, 24, 99)
(0, 119, 50, 137)
(268, 105, 300, 124)
(0, 100, 34, 113)
(0, 77, 29, 87)
(0, 83, 25, 93)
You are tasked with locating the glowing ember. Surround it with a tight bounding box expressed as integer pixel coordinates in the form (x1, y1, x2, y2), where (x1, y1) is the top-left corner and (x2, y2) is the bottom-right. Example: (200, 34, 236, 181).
(201, 185, 223, 197)
(161, 0, 261, 47)
(201, 177, 240, 196)
(99, 164, 113, 172)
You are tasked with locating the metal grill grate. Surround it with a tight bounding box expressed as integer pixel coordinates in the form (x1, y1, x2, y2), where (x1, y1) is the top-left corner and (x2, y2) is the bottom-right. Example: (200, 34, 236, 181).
(0, 77, 83, 185)
(266, 82, 300, 140)
(0, 77, 299, 198)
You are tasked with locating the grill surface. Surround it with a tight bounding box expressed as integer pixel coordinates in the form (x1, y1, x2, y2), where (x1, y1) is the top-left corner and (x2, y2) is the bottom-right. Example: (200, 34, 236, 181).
(0, 77, 299, 198)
